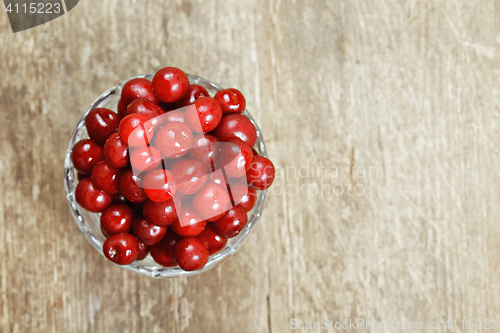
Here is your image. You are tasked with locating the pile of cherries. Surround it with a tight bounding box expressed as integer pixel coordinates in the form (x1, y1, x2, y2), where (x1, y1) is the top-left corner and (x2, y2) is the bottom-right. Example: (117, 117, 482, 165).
(71, 67, 275, 271)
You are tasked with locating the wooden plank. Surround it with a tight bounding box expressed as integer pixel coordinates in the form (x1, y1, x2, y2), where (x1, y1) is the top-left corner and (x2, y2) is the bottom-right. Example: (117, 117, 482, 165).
(0, 0, 499, 332)
(258, 1, 500, 331)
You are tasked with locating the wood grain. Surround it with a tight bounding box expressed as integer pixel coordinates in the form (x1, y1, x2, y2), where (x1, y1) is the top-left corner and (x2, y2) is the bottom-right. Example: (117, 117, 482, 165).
(1, 0, 499, 332)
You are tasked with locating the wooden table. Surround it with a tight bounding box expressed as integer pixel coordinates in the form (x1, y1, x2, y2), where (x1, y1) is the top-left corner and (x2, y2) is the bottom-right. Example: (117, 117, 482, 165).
(1, 1, 499, 332)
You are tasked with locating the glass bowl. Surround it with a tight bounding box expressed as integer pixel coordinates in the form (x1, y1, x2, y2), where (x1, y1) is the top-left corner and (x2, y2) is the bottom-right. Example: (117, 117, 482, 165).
(64, 73, 267, 278)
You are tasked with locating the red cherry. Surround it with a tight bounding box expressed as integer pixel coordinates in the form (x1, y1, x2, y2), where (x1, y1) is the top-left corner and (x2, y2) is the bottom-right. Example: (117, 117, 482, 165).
(150, 110, 184, 130)
(132, 216, 167, 246)
(90, 161, 122, 195)
(213, 114, 257, 147)
(206, 170, 227, 188)
(125, 98, 165, 123)
(152, 67, 189, 103)
(71, 139, 104, 175)
(136, 241, 149, 260)
(214, 88, 246, 114)
(213, 205, 248, 238)
(197, 224, 227, 255)
(206, 213, 224, 222)
(162, 110, 185, 123)
(120, 169, 148, 203)
(231, 138, 253, 171)
(150, 230, 180, 267)
(142, 198, 180, 227)
(184, 97, 223, 133)
(170, 158, 208, 195)
(246, 155, 275, 190)
(103, 133, 129, 169)
(118, 114, 154, 147)
(85, 108, 120, 146)
(192, 182, 230, 220)
(153, 121, 193, 159)
(100, 204, 135, 236)
(121, 78, 158, 106)
(170, 205, 206, 237)
(117, 99, 127, 119)
(187, 134, 220, 170)
(75, 178, 113, 212)
(218, 138, 253, 178)
(142, 169, 177, 202)
(103, 233, 140, 265)
(129, 146, 162, 173)
(174, 84, 209, 108)
(229, 183, 257, 212)
(174, 237, 209, 271)
(77, 173, 87, 181)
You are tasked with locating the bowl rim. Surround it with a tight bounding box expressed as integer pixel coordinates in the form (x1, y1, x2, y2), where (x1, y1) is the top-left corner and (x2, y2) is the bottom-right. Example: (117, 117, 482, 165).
(64, 73, 268, 278)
